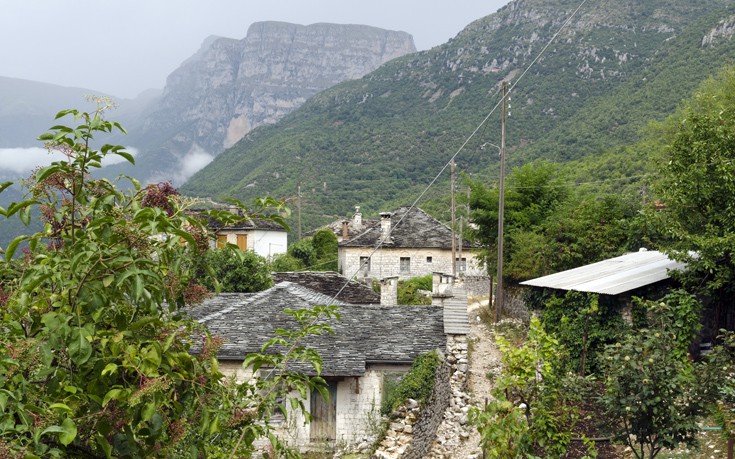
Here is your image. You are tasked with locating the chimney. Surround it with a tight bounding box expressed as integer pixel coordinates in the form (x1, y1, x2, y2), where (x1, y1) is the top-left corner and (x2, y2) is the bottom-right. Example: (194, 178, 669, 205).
(380, 212, 392, 240)
(380, 276, 399, 306)
(432, 272, 455, 306)
(353, 206, 362, 227)
(341, 220, 350, 241)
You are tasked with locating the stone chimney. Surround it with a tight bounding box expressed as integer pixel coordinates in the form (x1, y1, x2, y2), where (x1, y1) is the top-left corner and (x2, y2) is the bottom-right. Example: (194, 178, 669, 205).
(432, 272, 455, 306)
(380, 212, 392, 240)
(380, 276, 399, 306)
(341, 220, 350, 241)
(353, 206, 362, 226)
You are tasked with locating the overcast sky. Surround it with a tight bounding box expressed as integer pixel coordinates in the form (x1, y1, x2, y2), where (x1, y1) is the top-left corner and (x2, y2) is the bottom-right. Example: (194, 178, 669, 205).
(1, 0, 511, 99)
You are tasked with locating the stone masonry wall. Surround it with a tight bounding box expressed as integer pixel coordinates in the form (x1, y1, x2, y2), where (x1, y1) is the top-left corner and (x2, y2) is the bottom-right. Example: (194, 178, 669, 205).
(464, 275, 491, 298)
(403, 360, 451, 459)
(426, 335, 473, 458)
(372, 358, 451, 459)
(372, 334, 470, 459)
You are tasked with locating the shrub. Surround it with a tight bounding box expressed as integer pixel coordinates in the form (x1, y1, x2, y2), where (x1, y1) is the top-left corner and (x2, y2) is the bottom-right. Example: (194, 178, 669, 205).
(201, 247, 273, 292)
(381, 351, 441, 415)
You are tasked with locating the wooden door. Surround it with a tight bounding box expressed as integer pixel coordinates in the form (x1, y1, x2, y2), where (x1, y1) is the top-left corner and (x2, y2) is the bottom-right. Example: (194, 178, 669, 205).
(310, 380, 337, 442)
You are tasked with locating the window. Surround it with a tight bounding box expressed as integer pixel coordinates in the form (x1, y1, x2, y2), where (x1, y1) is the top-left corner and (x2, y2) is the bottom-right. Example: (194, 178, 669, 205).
(257, 368, 285, 424)
(236, 234, 248, 251)
(400, 257, 410, 273)
(456, 257, 467, 271)
(216, 234, 227, 249)
(426, 256, 433, 263)
(359, 256, 371, 273)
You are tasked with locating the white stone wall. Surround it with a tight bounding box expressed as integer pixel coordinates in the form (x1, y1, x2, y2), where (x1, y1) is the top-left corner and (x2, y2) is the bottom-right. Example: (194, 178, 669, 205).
(219, 360, 410, 449)
(210, 229, 288, 258)
(340, 247, 480, 280)
(250, 229, 288, 258)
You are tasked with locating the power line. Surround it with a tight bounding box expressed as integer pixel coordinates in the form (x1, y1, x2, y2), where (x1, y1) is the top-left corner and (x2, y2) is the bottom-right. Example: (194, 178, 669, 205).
(264, 0, 593, 375)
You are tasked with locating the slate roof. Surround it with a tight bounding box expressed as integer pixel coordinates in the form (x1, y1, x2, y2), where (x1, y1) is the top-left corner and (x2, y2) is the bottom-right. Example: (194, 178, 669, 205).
(304, 217, 378, 239)
(272, 271, 380, 304)
(443, 285, 470, 335)
(210, 217, 286, 232)
(193, 282, 446, 376)
(520, 250, 687, 295)
(339, 206, 475, 249)
(190, 208, 286, 232)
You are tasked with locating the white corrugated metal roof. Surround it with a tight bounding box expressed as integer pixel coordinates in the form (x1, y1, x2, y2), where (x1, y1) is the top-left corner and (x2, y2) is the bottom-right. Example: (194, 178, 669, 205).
(519, 250, 687, 295)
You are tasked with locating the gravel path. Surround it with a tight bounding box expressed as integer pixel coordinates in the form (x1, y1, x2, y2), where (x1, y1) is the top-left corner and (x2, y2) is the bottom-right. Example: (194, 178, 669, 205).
(449, 299, 503, 458)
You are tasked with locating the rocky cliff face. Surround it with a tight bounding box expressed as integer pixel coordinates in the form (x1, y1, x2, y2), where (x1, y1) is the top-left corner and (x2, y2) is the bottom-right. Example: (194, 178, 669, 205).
(132, 22, 415, 183)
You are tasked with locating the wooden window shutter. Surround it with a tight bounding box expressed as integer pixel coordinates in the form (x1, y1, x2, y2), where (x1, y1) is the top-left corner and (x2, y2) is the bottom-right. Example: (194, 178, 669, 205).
(216, 234, 227, 249)
(237, 234, 247, 251)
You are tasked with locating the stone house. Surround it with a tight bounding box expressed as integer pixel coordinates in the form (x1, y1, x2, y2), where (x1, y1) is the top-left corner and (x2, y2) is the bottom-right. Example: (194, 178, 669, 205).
(338, 206, 480, 280)
(208, 215, 288, 258)
(188, 273, 468, 449)
(305, 206, 376, 243)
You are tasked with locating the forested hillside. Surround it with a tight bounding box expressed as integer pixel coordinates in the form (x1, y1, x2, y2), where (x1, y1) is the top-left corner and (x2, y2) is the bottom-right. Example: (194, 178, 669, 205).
(182, 0, 735, 233)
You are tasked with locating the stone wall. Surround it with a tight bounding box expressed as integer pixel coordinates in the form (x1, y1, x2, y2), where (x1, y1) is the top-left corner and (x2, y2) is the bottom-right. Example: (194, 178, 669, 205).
(372, 358, 451, 459)
(341, 247, 480, 281)
(464, 275, 492, 298)
(426, 335, 473, 458)
(403, 360, 451, 459)
(372, 335, 471, 459)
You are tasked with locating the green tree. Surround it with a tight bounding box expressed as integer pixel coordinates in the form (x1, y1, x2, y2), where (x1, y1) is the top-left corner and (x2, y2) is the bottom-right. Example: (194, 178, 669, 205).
(397, 275, 432, 305)
(287, 238, 317, 269)
(655, 68, 735, 325)
(470, 317, 590, 458)
(600, 295, 706, 459)
(540, 290, 628, 375)
(270, 252, 305, 272)
(201, 247, 273, 292)
(0, 106, 334, 458)
(311, 229, 338, 271)
(469, 161, 566, 275)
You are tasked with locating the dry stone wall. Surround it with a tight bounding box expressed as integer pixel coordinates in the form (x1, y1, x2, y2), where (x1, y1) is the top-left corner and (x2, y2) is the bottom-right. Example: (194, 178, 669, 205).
(371, 334, 472, 459)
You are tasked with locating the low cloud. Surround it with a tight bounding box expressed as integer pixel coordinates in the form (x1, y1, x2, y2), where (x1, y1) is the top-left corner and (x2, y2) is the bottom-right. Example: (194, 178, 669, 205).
(0, 146, 138, 177)
(0, 147, 66, 175)
(173, 147, 214, 184)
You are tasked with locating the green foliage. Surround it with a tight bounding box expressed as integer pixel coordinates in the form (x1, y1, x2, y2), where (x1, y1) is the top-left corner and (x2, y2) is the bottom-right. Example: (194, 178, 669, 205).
(600, 296, 708, 459)
(633, 290, 702, 361)
(469, 400, 530, 459)
(469, 162, 641, 282)
(180, 2, 735, 239)
(287, 238, 317, 269)
(471, 317, 589, 458)
(381, 351, 440, 415)
(397, 275, 432, 305)
(654, 69, 735, 302)
(311, 229, 338, 271)
(270, 252, 305, 272)
(541, 291, 628, 375)
(200, 247, 273, 293)
(0, 106, 331, 458)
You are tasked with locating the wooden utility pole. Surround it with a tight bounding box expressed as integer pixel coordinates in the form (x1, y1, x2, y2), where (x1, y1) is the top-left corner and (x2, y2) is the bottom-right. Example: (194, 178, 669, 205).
(297, 184, 302, 241)
(451, 159, 457, 276)
(495, 81, 508, 321)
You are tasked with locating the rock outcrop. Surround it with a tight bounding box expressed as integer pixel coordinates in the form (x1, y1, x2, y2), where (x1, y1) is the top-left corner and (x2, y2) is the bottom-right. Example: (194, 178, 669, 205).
(132, 22, 415, 183)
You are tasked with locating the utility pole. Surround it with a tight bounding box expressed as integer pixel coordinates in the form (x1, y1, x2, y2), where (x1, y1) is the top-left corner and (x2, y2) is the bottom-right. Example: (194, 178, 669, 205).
(297, 184, 302, 241)
(451, 159, 457, 276)
(495, 81, 508, 322)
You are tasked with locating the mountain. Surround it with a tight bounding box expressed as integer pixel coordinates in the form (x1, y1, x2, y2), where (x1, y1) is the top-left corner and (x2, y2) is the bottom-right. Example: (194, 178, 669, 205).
(0, 77, 116, 148)
(108, 21, 416, 184)
(181, 0, 735, 232)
